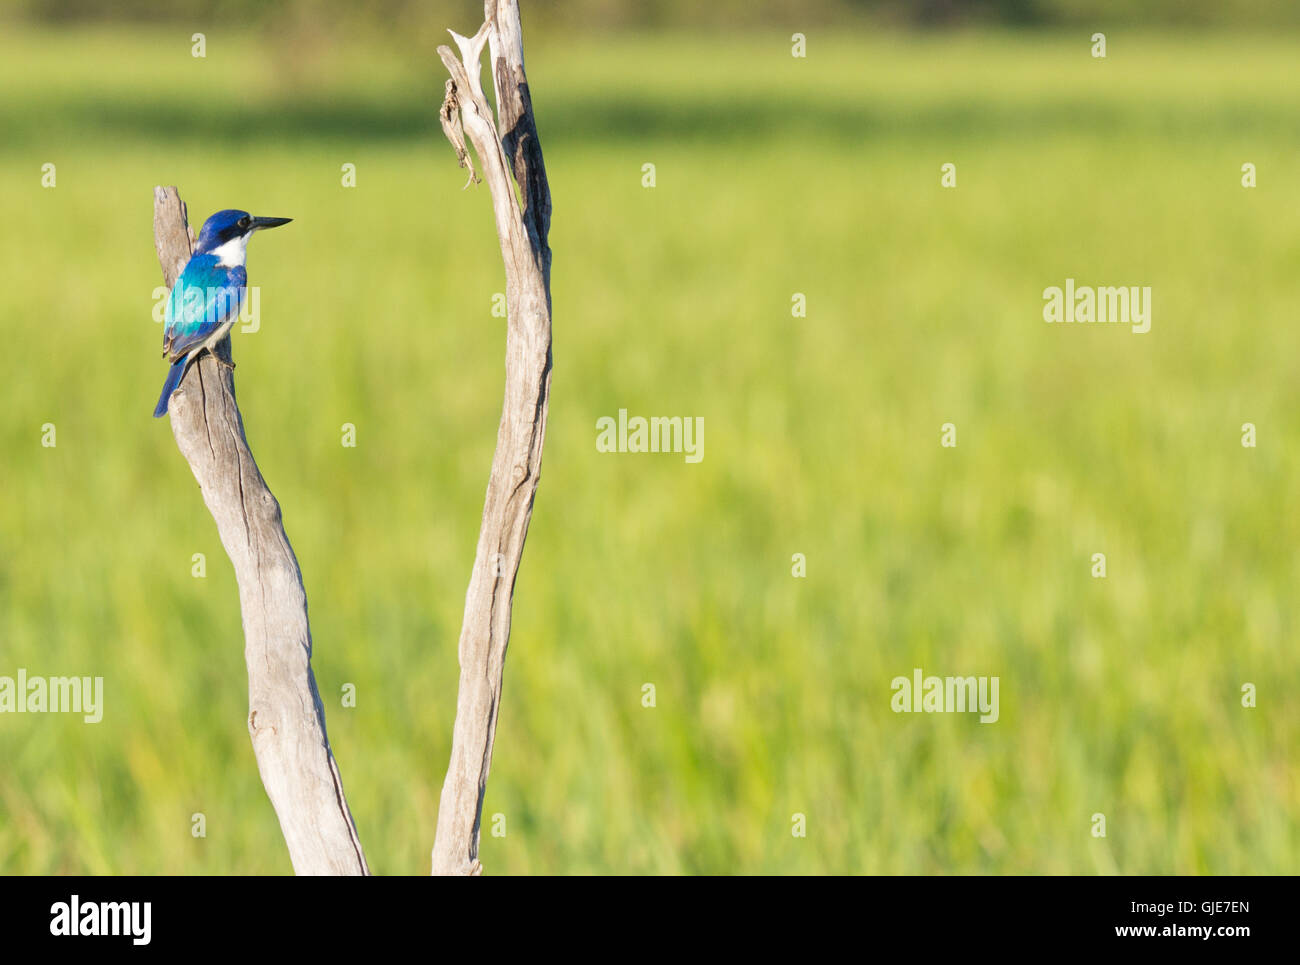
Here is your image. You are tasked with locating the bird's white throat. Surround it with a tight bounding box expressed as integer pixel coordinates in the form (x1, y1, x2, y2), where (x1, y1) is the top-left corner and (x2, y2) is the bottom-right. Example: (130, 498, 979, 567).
(209, 233, 251, 267)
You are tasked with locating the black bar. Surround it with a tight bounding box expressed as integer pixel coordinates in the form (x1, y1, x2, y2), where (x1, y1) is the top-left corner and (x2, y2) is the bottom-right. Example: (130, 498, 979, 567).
(0, 875, 1275, 951)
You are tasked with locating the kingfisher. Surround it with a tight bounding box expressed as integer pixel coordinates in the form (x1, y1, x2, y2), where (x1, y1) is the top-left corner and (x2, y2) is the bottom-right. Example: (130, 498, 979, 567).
(153, 209, 291, 418)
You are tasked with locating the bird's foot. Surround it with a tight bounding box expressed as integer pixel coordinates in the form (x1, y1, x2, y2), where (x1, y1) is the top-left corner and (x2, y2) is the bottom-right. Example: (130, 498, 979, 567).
(209, 352, 236, 371)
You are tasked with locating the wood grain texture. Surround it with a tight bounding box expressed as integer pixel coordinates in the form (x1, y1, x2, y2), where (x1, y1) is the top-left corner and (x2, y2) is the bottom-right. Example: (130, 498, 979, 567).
(152, 186, 368, 876)
(430, 0, 554, 876)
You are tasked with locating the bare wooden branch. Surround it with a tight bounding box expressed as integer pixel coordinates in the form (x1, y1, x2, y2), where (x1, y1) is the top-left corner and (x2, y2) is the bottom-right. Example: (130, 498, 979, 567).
(152, 186, 368, 876)
(431, 0, 553, 876)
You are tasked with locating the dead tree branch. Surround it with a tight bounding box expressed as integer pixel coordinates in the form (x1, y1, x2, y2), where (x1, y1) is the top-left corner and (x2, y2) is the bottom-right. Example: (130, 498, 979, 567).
(430, 0, 553, 876)
(152, 186, 368, 876)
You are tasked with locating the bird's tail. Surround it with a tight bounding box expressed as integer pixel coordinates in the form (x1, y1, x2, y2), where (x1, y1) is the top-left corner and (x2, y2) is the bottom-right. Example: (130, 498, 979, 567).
(153, 357, 188, 418)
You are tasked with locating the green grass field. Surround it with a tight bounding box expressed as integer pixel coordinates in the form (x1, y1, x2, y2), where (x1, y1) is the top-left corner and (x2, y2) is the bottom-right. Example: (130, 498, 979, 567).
(1, 24, 1297, 874)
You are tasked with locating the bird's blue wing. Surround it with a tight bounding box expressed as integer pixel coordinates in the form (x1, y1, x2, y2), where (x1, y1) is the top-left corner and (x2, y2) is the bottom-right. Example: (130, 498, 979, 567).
(162, 256, 246, 361)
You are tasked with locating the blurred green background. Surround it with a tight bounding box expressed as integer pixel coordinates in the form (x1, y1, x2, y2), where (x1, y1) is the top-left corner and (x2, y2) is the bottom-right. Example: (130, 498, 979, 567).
(1, 1, 1298, 874)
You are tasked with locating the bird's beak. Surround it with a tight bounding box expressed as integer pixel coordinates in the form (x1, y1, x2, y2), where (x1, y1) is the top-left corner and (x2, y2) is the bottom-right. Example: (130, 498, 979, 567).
(250, 216, 292, 231)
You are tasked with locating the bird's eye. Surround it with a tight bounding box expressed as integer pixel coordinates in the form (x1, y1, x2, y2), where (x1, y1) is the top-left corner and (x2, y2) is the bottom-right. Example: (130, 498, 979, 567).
(238, 216, 251, 229)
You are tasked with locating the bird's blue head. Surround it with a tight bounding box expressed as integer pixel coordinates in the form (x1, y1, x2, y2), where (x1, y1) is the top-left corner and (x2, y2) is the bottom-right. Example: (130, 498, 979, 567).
(194, 209, 292, 265)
